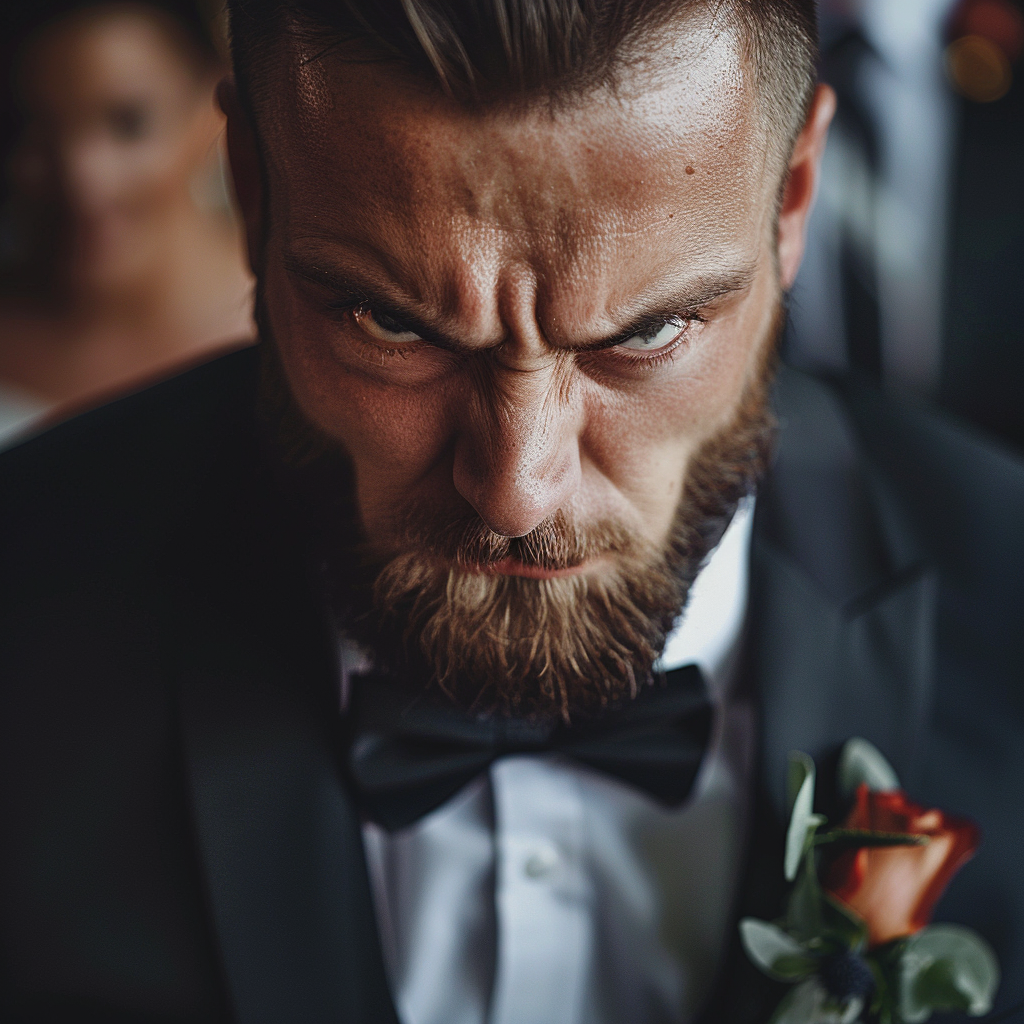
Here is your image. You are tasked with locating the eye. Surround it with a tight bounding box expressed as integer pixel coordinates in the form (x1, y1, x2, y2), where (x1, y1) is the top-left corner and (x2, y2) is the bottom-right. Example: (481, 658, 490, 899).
(353, 305, 422, 346)
(615, 318, 686, 354)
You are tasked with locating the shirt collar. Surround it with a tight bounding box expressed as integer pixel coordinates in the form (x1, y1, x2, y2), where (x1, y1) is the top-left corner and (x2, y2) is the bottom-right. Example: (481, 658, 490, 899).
(656, 497, 754, 700)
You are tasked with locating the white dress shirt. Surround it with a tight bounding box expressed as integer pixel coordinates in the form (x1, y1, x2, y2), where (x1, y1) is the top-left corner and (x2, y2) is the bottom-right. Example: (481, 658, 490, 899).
(358, 500, 757, 1024)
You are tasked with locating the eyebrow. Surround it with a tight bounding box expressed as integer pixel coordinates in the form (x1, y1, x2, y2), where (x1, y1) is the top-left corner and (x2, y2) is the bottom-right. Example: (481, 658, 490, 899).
(583, 269, 757, 351)
(283, 248, 449, 336)
(282, 249, 757, 352)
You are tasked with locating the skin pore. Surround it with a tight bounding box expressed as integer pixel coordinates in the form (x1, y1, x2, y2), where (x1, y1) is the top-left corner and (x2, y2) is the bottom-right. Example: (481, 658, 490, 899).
(0, 5, 254, 410)
(225, 17, 834, 714)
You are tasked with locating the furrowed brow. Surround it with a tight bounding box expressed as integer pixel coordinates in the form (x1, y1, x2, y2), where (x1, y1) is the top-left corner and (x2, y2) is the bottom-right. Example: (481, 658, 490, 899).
(282, 250, 451, 342)
(283, 251, 403, 307)
(284, 248, 757, 352)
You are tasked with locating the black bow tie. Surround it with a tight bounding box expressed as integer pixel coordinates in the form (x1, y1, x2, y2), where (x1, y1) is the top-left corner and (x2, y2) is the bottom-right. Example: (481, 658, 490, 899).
(345, 665, 714, 831)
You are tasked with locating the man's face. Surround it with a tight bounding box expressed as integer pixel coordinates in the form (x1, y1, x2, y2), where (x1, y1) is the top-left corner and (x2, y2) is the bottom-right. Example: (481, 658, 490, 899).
(232, 21, 831, 714)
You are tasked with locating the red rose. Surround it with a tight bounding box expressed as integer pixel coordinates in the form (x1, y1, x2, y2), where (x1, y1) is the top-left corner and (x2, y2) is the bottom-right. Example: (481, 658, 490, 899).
(823, 784, 980, 947)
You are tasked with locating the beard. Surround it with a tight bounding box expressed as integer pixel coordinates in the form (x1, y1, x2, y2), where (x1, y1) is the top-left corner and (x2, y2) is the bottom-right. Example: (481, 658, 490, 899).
(261, 303, 780, 721)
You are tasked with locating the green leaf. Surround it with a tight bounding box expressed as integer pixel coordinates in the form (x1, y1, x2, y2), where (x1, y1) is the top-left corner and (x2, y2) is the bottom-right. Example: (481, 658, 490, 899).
(768, 980, 865, 1024)
(739, 918, 816, 981)
(788, 750, 816, 812)
(867, 952, 894, 1024)
(838, 738, 899, 799)
(769, 979, 825, 1024)
(786, 851, 823, 942)
(899, 925, 1000, 1022)
(815, 829, 929, 849)
(786, 752, 823, 882)
(821, 894, 869, 951)
(913, 961, 972, 1013)
(774, 954, 820, 980)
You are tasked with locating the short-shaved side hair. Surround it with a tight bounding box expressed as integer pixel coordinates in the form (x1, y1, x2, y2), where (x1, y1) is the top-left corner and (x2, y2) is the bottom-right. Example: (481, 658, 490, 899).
(226, 0, 818, 157)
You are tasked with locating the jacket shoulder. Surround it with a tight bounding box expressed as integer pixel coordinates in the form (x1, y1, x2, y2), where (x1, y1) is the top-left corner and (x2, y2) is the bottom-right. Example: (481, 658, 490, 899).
(770, 365, 1024, 587)
(0, 351, 254, 1023)
(0, 346, 260, 580)
(834, 370, 1024, 598)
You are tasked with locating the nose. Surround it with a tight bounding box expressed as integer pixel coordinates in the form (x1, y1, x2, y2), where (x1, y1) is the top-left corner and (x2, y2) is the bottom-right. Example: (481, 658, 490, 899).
(452, 361, 582, 538)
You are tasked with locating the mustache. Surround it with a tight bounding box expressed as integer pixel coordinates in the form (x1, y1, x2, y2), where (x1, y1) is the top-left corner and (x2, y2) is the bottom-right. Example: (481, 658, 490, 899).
(384, 508, 643, 572)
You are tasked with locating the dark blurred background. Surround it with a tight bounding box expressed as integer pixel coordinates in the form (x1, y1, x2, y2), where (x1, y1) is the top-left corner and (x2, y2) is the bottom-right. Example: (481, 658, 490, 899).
(0, 0, 253, 449)
(787, 0, 1024, 455)
(0, 0, 1022, 457)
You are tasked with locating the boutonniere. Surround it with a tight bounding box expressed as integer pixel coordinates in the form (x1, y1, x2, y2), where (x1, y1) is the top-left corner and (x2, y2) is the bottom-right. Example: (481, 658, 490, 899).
(740, 739, 1000, 1024)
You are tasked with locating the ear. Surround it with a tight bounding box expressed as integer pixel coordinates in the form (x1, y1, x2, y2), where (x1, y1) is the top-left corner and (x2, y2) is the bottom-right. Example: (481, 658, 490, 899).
(777, 84, 836, 291)
(218, 77, 264, 275)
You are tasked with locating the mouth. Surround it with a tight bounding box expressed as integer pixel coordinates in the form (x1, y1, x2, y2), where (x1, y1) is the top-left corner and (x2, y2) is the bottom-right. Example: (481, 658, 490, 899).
(482, 556, 603, 580)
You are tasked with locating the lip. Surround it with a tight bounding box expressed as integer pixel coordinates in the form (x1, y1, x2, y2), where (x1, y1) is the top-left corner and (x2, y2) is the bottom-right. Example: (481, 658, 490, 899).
(484, 556, 594, 580)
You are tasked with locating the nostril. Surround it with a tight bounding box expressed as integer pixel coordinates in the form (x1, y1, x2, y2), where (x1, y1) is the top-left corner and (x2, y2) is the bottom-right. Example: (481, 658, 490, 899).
(452, 437, 581, 540)
(454, 475, 553, 539)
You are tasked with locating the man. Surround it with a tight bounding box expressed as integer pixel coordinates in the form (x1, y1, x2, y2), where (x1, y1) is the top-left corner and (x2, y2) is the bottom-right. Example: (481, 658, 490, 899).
(1, 2, 1022, 1023)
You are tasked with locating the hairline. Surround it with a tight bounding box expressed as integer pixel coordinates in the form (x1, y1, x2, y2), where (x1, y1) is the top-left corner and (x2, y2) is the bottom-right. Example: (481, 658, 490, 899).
(238, 9, 809, 176)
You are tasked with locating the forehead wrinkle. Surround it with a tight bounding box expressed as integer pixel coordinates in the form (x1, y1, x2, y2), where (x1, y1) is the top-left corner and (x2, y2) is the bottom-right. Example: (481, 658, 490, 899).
(442, 229, 507, 341)
(471, 350, 580, 487)
(367, 95, 746, 249)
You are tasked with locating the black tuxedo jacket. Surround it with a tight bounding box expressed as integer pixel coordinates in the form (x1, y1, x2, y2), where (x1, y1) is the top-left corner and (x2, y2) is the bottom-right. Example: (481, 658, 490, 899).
(1, 347, 1022, 1024)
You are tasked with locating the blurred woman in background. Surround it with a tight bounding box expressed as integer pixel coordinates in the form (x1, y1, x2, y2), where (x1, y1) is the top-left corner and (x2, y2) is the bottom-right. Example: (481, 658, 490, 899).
(0, 1, 254, 446)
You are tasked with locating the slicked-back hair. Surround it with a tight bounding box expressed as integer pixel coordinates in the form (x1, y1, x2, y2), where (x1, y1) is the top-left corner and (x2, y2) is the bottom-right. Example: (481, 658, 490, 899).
(227, 0, 818, 155)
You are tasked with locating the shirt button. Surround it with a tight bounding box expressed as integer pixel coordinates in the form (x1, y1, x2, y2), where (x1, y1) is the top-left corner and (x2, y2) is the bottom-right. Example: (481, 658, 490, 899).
(523, 844, 560, 879)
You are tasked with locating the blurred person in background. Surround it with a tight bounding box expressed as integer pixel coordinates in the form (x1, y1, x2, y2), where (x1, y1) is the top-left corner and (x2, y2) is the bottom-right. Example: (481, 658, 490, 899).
(786, 0, 1024, 452)
(0, 0, 254, 448)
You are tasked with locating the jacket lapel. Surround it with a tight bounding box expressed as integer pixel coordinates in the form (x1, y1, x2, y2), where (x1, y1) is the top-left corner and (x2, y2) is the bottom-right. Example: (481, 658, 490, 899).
(178, 657, 398, 1024)
(752, 541, 938, 821)
(753, 366, 939, 816)
(172, 416, 399, 1024)
(704, 368, 940, 1024)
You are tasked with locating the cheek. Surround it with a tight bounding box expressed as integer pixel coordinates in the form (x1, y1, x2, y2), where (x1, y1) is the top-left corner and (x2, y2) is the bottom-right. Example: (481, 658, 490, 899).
(581, 300, 766, 533)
